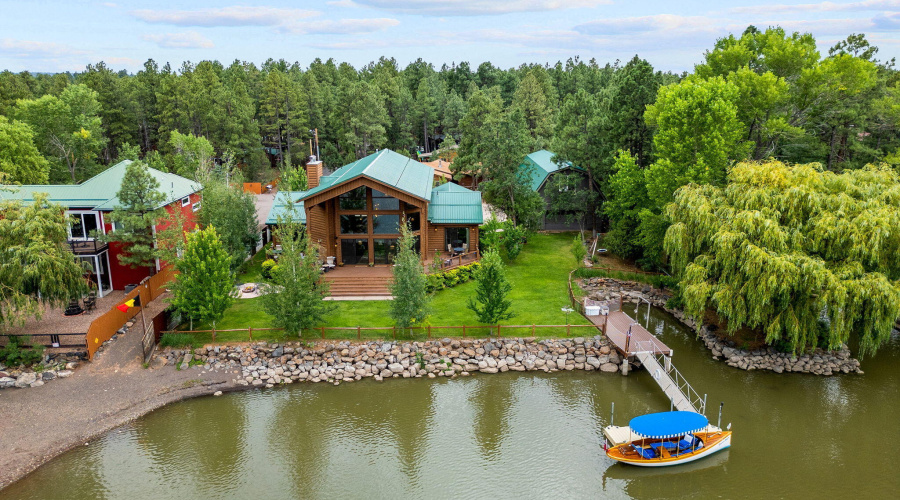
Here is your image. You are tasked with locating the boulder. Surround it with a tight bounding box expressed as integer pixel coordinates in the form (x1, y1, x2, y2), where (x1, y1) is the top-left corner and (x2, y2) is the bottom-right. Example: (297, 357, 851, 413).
(599, 363, 619, 373)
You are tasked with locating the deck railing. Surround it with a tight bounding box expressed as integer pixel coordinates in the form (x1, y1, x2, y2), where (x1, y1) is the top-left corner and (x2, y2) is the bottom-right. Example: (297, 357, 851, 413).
(632, 340, 706, 414)
(426, 249, 480, 273)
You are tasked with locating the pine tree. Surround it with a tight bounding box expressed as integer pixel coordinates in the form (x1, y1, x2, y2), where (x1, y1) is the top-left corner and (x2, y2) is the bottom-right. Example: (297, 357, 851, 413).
(170, 226, 234, 331)
(102, 161, 165, 274)
(389, 220, 430, 336)
(467, 249, 514, 324)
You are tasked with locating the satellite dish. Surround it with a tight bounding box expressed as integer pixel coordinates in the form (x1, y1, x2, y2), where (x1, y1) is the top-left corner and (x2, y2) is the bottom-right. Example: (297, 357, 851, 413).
(726, 423, 732, 430)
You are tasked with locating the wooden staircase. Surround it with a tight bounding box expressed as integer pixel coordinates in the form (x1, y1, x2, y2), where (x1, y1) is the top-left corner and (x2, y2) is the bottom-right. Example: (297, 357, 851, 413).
(325, 274, 392, 298)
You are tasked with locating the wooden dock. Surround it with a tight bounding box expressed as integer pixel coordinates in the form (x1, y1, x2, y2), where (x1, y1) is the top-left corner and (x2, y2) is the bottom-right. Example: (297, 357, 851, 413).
(585, 298, 672, 356)
(584, 296, 706, 414)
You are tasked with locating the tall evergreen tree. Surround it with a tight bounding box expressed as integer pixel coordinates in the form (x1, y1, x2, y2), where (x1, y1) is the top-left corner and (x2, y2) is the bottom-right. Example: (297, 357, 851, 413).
(467, 249, 514, 324)
(101, 161, 165, 274)
(389, 220, 430, 335)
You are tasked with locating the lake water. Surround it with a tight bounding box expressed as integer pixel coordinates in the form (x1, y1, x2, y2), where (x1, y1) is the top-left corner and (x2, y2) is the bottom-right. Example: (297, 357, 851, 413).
(3, 304, 898, 499)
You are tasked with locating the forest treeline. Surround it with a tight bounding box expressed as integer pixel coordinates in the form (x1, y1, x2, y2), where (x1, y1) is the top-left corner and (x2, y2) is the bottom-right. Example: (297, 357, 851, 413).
(2, 26, 900, 269)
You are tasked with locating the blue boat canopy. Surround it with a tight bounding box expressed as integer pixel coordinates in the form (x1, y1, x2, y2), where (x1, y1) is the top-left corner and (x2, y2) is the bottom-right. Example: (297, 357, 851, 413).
(629, 411, 709, 439)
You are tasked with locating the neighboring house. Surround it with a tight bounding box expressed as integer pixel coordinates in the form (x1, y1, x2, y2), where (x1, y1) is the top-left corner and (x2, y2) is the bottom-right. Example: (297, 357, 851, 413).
(267, 149, 483, 266)
(519, 149, 596, 231)
(420, 158, 454, 184)
(0, 160, 201, 297)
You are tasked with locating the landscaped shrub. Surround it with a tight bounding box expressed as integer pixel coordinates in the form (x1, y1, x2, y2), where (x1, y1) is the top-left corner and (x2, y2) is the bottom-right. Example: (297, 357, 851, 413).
(426, 262, 481, 293)
(0, 336, 44, 367)
(159, 333, 196, 349)
(261, 259, 278, 280)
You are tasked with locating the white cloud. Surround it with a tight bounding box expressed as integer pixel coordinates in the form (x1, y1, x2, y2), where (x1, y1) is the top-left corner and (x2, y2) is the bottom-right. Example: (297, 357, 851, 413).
(132, 6, 318, 27)
(286, 18, 401, 35)
(0, 38, 87, 58)
(730, 0, 900, 15)
(350, 0, 611, 16)
(575, 14, 718, 36)
(142, 32, 215, 49)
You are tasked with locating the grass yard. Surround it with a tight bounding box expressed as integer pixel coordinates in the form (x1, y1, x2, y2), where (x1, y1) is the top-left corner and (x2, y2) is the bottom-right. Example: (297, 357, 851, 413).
(182, 232, 593, 342)
(235, 244, 269, 284)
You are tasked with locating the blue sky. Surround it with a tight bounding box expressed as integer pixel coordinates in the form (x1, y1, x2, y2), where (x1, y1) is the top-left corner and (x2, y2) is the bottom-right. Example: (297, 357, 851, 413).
(1, 0, 899, 73)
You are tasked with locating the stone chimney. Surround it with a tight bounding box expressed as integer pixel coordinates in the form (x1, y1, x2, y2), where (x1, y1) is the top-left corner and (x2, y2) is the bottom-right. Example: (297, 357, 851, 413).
(306, 160, 323, 189)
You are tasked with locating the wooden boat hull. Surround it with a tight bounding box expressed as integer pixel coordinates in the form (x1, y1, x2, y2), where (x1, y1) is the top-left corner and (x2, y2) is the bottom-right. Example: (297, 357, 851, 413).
(606, 431, 732, 467)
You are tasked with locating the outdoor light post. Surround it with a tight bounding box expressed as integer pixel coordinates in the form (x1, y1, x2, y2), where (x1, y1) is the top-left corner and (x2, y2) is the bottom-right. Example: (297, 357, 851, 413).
(561, 307, 574, 325)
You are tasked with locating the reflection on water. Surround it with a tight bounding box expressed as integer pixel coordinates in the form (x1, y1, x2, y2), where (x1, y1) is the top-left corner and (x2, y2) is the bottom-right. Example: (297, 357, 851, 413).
(3, 305, 899, 500)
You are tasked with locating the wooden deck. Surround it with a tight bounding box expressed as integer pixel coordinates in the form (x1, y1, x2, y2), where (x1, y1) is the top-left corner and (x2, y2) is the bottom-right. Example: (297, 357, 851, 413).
(585, 298, 672, 356)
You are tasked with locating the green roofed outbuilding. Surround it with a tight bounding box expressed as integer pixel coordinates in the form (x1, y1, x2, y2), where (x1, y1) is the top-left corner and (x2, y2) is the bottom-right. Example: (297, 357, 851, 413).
(518, 149, 596, 231)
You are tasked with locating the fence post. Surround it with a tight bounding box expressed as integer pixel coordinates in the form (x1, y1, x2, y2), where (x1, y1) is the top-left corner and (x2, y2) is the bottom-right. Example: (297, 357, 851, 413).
(212, 328, 216, 342)
(532, 324, 535, 336)
(392, 326, 396, 339)
(249, 327, 252, 340)
(428, 325, 431, 339)
(321, 326, 325, 339)
(567, 324, 570, 337)
(357, 326, 361, 340)
(462, 325, 466, 338)
(496, 324, 500, 338)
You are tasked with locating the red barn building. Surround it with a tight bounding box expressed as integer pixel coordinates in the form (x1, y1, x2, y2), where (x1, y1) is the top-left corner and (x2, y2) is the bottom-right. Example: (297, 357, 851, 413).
(0, 160, 201, 297)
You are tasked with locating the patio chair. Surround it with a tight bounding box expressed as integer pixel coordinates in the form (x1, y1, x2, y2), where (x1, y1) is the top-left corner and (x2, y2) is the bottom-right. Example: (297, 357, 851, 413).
(462, 243, 468, 253)
(324, 256, 336, 271)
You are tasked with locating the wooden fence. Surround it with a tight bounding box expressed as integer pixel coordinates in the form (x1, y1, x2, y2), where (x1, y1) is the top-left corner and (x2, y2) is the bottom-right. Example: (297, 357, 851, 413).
(85, 265, 174, 359)
(162, 323, 601, 343)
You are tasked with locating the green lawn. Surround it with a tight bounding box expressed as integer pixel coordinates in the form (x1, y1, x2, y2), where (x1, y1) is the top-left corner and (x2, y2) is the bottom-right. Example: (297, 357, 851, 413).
(235, 244, 269, 284)
(182, 232, 592, 342)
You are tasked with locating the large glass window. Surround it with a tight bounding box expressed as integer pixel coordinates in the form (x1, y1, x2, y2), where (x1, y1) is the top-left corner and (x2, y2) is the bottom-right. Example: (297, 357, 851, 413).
(372, 189, 400, 210)
(340, 215, 368, 234)
(341, 239, 369, 265)
(373, 239, 399, 264)
(372, 214, 400, 234)
(68, 212, 100, 240)
(339, 186, 367, 210)
(445, 227, 469, 252)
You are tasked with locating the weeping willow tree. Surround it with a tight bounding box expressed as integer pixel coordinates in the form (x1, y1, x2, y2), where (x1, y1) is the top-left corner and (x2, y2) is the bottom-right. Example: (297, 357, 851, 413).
(665, 160, 900, 357)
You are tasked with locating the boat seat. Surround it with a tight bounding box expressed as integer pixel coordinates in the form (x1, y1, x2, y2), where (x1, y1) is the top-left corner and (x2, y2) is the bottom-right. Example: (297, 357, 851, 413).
(678, 434, 701, 451)
(631, 445, 657, 459)
(650, 442, 678, 451)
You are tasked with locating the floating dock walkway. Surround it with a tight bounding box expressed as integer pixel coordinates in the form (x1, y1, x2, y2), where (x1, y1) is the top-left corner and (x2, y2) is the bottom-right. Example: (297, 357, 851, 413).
(585, 297, 706, 415)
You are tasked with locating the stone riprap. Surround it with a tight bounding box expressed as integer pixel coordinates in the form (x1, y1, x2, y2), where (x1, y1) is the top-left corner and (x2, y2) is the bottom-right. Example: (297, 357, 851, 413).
(0, 353, 83, 390)
(161, 336, 622, 387)
(577, 277, 863, 376)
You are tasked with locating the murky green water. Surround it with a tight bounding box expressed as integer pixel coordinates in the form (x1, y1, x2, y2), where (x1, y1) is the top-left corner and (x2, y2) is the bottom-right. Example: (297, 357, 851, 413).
(4, 305, 899, 499)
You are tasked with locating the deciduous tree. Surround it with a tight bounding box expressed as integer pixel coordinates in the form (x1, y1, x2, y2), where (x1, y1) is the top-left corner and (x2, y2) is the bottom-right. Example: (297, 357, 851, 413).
(170, 226, 234, 331)
(0, 116, 49, 184)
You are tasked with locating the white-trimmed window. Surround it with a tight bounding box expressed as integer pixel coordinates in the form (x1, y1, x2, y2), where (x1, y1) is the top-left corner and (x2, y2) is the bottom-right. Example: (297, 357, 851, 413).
(192, 202, 201, 212)
(66, 211, 102, 240)
(181, 196, 190, 207)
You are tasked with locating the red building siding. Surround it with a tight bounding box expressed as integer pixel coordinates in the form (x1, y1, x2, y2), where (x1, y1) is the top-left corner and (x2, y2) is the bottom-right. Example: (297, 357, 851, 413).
(102, 192, 201, 290)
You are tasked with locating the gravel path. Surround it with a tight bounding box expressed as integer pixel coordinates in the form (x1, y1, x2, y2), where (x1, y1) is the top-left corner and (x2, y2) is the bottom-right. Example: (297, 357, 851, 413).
(0, 324, 240, 491)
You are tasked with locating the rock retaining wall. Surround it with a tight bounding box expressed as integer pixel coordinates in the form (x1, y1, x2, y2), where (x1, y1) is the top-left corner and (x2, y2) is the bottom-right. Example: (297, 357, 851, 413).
(0, 353, 83, 389)
(578, 277, 863, 375)
(161, 336, 624, 387)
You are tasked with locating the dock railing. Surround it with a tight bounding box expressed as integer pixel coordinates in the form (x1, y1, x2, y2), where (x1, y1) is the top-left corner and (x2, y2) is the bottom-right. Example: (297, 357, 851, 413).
(632, 340, 707, 415)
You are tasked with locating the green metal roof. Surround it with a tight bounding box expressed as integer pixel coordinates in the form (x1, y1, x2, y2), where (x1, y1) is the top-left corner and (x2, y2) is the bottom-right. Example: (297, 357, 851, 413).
(266, 191, 307, 225)
(520, 149, 582, 191)
(300, 149, 434, 202)
(0, 160, 201, 210)
(428, 182, 483, 225)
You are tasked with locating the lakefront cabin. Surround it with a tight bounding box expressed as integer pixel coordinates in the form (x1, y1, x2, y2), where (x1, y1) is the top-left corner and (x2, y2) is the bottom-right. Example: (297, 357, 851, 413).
(267, 149, 483, 268)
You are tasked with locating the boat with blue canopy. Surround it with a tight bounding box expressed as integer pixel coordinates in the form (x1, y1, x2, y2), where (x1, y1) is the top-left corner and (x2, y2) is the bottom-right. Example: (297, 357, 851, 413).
(604, 410, 732, 467)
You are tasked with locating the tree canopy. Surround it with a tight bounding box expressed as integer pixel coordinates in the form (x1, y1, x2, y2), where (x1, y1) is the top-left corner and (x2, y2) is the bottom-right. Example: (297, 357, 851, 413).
(665, 160, 900, 357)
